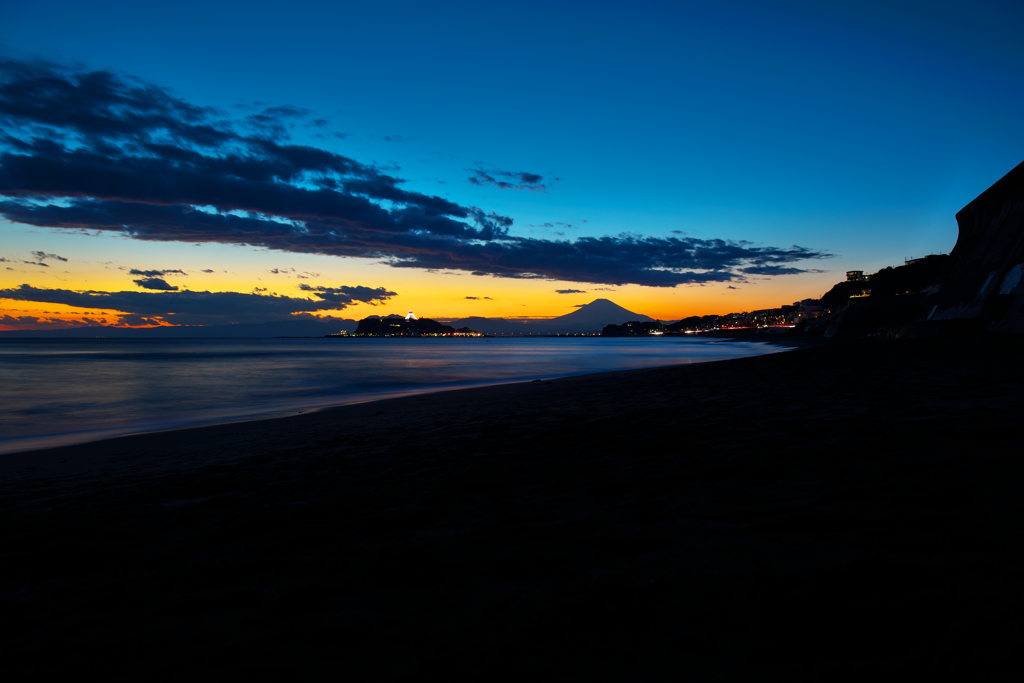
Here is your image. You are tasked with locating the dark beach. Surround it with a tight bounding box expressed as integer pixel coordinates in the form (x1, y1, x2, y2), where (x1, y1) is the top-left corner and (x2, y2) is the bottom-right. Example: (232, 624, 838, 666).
(3, 334, 1023, 679)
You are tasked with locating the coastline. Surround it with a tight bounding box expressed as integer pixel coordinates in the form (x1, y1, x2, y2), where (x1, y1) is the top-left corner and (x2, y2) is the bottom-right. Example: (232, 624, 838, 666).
(4, 333, 1022, 677)
(0, 335, 804, 458)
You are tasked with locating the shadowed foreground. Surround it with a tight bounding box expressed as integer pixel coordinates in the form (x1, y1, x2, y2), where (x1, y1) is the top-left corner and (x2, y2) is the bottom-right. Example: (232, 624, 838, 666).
(2, 335, 1023, 679)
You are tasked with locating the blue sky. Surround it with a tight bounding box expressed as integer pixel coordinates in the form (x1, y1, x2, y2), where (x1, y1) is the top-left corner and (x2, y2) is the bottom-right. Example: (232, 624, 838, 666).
(1, 0, 1022, 324)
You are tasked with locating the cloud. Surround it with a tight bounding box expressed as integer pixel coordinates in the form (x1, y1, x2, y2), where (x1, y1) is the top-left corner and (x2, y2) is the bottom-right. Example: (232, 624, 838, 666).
(267, 267, 319, 279)
(244, 104, 314, 137)
(0, 314, 99, 330)
(200, 269, 215, 273)
(738, 265, 823, 276)
(30, 250, 67, 262)
(1, 283, 395, 326)
(129, 268, 186, 277)
(134, 277, 178, 290)
(372, 134, 416, 143)
(468, 167, 548, 192)
(556, 289, 587, 294)
(0, 59, 831, 287)
(530, 220, 584, 231)
(296, 283, 396, 307)
(465, 296, 479, 300)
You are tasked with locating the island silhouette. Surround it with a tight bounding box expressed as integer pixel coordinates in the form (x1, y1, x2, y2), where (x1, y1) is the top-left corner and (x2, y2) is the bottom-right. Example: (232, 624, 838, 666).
(344, 314, 480, 337)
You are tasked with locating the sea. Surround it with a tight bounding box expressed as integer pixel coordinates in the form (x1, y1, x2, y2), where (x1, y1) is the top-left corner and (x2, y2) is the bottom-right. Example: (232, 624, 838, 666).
(0, 336, 782, 454)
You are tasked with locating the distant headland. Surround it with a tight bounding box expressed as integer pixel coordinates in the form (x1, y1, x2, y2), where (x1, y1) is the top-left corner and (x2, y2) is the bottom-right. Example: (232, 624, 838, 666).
(601, 253, 951, 338)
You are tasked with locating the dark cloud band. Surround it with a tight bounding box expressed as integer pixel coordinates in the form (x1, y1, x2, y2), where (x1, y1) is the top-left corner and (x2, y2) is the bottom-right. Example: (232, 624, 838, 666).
(1, 283, 396, 326)
(0, 59, 831, 287)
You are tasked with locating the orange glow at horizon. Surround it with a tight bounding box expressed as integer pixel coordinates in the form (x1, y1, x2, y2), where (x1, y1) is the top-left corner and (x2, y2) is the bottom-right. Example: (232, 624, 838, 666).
(1, 228, 847, 329)
(0, 299, 173, 330)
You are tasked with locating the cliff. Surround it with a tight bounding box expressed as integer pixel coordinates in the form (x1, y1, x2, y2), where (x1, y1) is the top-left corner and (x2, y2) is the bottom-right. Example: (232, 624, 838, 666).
(925, 160, 1024, 332)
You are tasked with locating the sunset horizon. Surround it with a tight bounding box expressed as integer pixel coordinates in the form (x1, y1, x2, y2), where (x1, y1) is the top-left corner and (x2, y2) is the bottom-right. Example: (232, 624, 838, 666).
(5, 1, 1021, 331)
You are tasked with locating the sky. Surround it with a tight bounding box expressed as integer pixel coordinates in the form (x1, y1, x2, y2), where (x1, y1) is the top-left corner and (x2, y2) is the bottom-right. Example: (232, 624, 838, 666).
(1, 0, 1022, 330)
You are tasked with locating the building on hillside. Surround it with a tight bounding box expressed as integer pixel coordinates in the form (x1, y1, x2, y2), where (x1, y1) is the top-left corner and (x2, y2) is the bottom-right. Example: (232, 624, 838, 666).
(797, 299, 824, 319)
(846, 271, 868, 282)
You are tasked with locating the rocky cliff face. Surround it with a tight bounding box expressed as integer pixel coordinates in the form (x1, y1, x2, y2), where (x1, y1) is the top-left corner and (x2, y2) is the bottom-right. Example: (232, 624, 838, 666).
(925, 160, 1024, 333)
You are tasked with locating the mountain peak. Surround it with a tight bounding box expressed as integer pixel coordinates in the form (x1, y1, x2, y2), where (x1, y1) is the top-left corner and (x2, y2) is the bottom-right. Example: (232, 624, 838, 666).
(444, 298, 652, 333)
(574, 298, 621, 309)
(555, 299, 653, 325)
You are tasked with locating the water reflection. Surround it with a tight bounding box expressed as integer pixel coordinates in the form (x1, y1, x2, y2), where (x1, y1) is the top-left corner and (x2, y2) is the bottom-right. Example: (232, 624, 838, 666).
(0, 337, 780, 453)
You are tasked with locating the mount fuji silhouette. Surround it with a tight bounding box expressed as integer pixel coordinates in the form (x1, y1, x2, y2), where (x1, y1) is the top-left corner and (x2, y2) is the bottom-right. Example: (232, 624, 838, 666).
(448, 299, 653, 334)
(553, 299, 655, 328)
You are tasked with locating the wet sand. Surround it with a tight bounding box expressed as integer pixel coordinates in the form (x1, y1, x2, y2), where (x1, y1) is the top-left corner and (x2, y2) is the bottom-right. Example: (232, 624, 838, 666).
(3, 334, 1023, 679)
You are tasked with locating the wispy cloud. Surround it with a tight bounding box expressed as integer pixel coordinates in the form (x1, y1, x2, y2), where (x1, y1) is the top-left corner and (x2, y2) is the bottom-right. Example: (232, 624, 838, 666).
(468, 166, 549, 192)
(739, 265, 825, 276)
(129, 268, 186, 277)
(371, 134, 416, 143)
(30, 250, 68, 262)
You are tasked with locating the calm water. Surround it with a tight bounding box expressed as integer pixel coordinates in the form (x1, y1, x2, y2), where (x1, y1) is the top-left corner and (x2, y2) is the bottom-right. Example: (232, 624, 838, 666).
(0, 337, 781, 454)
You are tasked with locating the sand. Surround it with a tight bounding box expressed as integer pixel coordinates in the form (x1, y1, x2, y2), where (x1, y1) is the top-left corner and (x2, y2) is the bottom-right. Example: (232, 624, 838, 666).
(2, 334, 1023, 679)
